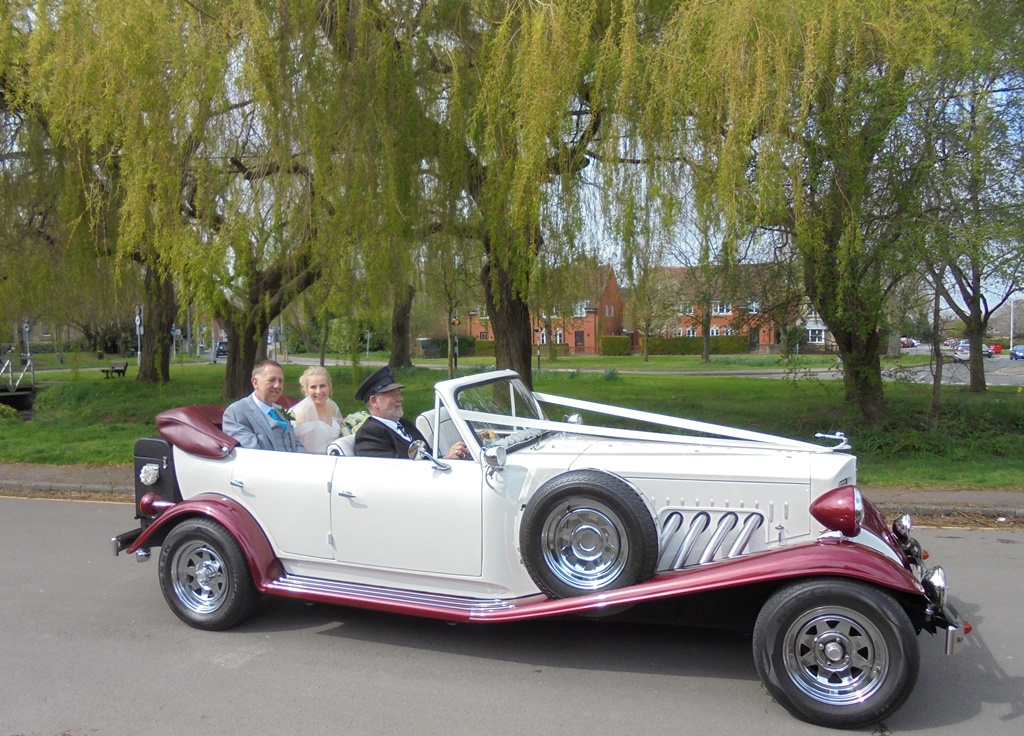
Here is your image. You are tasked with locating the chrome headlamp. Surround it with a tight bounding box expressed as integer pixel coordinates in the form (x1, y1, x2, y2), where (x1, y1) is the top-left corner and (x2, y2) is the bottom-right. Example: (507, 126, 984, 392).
(892, 513, 913, 543)
(922, 566, 949, 611)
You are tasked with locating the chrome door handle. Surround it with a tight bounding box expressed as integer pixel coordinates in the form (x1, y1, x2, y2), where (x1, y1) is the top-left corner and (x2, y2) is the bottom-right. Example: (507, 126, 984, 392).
(337, 490, 356, 498)
(230, 479, 244, 488)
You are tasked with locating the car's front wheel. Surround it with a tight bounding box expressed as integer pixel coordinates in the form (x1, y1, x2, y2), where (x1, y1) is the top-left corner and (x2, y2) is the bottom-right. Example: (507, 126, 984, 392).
(158, 518, 258, 631)
(753, 579, 919, 729)
(519, 470, 658, 599)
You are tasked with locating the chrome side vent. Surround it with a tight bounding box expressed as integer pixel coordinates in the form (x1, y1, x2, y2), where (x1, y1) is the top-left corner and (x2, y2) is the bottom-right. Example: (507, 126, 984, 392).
(658, 510, 766, 571)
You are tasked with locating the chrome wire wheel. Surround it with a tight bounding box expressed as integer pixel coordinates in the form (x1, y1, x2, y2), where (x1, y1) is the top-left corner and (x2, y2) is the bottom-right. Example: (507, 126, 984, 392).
(170, 540, 230, 615)
(540, 499, 628, 590)
(782, 605, 889, 706)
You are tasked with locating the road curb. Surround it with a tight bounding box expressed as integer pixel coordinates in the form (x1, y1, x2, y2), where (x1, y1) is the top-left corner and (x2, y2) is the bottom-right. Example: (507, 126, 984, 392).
(0, 480, 133, 495)
(2, 479, 1020, 520)
(875, 503, 1024, 519)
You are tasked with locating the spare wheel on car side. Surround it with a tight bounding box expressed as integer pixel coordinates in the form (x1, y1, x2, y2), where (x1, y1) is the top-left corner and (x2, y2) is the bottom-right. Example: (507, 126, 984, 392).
(519, 469, 658, 598)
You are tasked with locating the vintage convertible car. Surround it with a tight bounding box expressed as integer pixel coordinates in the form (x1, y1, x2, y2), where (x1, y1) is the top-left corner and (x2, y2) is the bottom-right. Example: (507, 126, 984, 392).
(112, 369, 969, 729)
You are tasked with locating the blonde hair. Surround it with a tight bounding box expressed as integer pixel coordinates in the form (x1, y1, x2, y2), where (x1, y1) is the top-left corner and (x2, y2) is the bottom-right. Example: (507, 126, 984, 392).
(299, 365, 332, 396)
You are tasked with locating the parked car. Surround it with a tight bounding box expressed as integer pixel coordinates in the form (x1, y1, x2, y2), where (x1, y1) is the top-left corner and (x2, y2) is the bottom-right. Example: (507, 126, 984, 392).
(215, 341, 229, 358)
(953, 340, 992, 361)
(111, 369, 969, 729)
(900, 337, 920, 348)
(1010, 345, 1024, 360)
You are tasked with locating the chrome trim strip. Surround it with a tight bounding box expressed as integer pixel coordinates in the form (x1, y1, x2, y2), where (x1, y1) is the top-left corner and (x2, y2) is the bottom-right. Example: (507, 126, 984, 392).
(672, 512, 710, 569)
(699, 512, 738, 565)
(727, 513, 765, 558)
(268, 574, 518, 614)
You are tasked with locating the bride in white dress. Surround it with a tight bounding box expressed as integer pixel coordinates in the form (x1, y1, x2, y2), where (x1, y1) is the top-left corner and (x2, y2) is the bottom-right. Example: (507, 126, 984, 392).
(290, 366, 344, 454)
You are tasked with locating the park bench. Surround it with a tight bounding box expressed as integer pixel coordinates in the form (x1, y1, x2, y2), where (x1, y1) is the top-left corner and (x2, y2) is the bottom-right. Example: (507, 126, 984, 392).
(101, 361, 130, 379)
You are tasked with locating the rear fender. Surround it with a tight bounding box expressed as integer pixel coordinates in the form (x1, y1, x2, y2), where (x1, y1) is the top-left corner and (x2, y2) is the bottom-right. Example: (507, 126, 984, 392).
(126, 494, 283, 589)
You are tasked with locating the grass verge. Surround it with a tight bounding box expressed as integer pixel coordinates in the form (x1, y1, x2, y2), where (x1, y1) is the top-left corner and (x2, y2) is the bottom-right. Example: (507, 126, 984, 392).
(2, 361, 1022, 489)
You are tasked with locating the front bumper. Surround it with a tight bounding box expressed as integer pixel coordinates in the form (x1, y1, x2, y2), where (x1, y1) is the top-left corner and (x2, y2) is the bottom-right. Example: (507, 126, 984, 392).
(892, 513, 971, 655)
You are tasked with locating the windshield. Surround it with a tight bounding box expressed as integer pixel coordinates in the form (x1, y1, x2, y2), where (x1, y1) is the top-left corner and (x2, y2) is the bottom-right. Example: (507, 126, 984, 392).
(454, 377, 547, 451)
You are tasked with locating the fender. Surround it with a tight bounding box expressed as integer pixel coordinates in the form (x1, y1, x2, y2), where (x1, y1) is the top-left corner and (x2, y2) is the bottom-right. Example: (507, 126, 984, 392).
(126, 494, 283, 589)
(471, 538, 924, 623)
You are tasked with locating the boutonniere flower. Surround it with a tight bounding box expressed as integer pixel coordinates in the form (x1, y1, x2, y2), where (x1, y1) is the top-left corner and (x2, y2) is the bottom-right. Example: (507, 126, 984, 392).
(276, 405, 295, 421)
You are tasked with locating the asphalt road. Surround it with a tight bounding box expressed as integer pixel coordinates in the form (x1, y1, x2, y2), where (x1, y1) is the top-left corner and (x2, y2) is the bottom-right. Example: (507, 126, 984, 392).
(2, 497, 1022, 735)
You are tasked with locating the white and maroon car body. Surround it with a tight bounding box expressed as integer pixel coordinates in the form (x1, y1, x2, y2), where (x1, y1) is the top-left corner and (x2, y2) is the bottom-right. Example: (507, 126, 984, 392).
(113, 369, 968, 729)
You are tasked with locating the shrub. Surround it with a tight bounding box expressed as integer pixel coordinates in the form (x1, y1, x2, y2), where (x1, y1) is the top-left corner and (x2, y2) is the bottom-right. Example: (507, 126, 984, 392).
(641, 335, 748, 355)
(601, 336, 631, 356)
(476, 339, 495, 357)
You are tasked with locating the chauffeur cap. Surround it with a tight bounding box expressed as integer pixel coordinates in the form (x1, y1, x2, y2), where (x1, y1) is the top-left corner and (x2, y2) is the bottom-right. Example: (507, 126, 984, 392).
(354, 366, 405, 403)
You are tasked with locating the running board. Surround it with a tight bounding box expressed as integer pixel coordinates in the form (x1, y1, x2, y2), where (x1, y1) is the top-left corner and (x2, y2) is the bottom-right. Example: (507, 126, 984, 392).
(264, 574, 526, 621)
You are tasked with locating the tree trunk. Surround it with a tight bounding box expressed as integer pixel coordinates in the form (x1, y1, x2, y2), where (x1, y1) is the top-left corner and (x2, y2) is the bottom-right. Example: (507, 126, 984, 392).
(389, 284, 415, 370)
(928, 287, 943, 430)
(222, 314, 271, 401)
(544, 317, 557, 360)
(137, 264, 176, 384)
(483, 259, 533, 388)
(446, 312, 456, 379)
(968, 336, 988, 392)
(835, 329, 885, 426)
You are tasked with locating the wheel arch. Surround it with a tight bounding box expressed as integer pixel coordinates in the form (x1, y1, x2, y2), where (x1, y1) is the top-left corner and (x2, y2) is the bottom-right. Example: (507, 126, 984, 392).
(127, 494, 283, 589)
(554, 466, 658, 519)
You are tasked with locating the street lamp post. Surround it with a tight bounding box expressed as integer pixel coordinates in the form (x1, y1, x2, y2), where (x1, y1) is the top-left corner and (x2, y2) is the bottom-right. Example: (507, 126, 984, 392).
(1012, 299, 1020, 349)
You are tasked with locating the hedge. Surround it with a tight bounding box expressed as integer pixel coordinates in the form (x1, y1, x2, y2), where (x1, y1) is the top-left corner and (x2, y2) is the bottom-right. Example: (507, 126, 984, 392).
(641, 335, 748, 355)
(601, 335, 632, 356)
(476, 339, 495, 357)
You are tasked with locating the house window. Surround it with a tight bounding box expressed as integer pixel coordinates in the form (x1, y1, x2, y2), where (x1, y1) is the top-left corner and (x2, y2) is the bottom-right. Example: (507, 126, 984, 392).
(573, 301, 587, 318)
(479, 332, 488, 340)
(747, 300, 760, 314)
(686, 327, 697, 337)
(671, 327, 683, 337)
(712, 302, 732, 315)
(605, 304, 614, 318)
(555, 329, 563, 344)
(808, 328, 825, 344)
(710, 326, 721, 336)
(679, 303, 695, 315)
(539, 330, 548, 345)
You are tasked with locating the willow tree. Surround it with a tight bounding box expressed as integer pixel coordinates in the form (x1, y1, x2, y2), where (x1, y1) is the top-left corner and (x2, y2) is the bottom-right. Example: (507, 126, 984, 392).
(637, 0, 990, 424)
(313, 0, 658, 387)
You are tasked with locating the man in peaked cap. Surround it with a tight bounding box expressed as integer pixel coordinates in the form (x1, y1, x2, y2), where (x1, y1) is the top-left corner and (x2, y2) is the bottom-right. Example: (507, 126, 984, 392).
(353, 366, 468, 460)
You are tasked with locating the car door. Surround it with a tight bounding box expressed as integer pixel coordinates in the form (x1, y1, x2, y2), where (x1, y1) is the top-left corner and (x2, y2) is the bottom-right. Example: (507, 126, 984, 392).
(330, 457, 484, 577)
(229, 448, 337, 559)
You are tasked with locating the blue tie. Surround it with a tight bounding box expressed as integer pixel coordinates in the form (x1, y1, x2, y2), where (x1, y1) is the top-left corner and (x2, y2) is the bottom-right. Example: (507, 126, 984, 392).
(268, 409, 288, 431)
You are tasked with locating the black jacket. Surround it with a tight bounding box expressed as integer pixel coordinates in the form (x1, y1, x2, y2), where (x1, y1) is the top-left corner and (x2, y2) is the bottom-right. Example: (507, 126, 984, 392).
(353, 416, 427, 458)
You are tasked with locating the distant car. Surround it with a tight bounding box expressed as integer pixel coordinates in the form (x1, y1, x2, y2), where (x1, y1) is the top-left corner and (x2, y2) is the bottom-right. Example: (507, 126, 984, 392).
(215, 341, 229, 358)
(900, 337, 920, 348)
(953, 340, 991, 361)
(1010, 345, 1024, 360)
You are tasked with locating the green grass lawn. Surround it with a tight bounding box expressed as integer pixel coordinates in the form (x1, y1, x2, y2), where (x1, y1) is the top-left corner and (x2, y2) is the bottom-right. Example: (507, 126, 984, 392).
(3, 358, 1021, 490)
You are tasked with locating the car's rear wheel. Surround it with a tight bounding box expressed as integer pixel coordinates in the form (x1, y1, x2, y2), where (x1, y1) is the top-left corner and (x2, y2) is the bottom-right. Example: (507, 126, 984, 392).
(519, 470, 658, 599)
(158, 518, 258, 631)
(753, 579, 919, 729)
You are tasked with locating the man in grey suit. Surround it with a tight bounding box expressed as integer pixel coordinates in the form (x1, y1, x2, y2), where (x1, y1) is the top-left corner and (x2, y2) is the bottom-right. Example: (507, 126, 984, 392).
(222, 359, 305, 453)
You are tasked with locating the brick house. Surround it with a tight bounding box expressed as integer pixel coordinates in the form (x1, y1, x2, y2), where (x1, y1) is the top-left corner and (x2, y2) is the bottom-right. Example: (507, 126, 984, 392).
(633, 264, 808, 352)
(454, 267, 625, 355)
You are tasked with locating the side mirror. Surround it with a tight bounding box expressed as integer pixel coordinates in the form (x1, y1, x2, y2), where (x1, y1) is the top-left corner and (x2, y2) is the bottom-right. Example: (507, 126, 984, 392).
(483, 445, 506, 472)
(564, 413, 583, 425)
(408, 439, 426, 460)
(408, 439, 451, 472)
